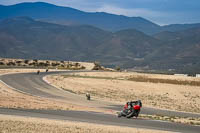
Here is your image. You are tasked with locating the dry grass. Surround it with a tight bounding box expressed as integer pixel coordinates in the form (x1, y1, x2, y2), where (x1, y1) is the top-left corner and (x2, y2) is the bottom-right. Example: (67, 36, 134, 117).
(140, 114, 200, 125)
(46, 72, 200, 113)
(71, 71, 200, 81)
(0, 114, 172, 133)
(128, 75, 200, 86)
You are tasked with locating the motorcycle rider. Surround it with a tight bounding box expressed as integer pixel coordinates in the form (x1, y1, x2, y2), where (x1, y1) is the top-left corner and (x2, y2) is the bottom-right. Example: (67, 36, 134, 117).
(37, 70, 40, 75)
(132, 100, 142, 107)
(121, 100, 142, 116)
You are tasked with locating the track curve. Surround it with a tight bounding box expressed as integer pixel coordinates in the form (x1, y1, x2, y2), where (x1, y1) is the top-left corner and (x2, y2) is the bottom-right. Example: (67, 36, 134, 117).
(0, 70, 200, 133)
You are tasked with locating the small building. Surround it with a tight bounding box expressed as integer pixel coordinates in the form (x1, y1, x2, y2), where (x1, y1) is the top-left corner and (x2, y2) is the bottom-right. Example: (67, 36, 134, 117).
(196, 74, 200, 78)
(174, 74, 188, 77)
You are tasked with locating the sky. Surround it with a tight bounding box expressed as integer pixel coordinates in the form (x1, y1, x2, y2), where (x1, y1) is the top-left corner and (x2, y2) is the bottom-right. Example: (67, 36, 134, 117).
(0, 0, 200, 25)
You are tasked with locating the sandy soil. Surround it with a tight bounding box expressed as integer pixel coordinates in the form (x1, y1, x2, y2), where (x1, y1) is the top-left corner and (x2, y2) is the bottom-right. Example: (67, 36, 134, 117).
(0, 68, 46, 75)
(0, 114, 172, 133)
(46, 72, 200, 113)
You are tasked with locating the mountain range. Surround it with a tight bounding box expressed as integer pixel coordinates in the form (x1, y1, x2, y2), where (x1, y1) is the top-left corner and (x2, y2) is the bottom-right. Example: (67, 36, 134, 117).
(0, 2, 200, 73)
(1, 2, 200, 35)
(0, 16, 200, 73)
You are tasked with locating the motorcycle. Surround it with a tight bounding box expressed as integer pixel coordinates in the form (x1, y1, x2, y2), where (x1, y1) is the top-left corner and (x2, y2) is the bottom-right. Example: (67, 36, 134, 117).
(118, 101, 141, 118)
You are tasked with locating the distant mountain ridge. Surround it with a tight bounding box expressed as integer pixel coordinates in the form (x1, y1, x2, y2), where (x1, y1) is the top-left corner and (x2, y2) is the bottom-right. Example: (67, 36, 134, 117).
(1, 2, 200, 35)
(0, 17, 200, 73)
(151, 27, 200, 72)
(0, 2, 159, 34)
(0, 17, 160, 61)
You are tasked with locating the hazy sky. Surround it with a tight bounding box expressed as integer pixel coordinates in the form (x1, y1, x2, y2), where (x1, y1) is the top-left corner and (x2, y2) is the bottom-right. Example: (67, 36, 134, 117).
(0, 0, 200, 25)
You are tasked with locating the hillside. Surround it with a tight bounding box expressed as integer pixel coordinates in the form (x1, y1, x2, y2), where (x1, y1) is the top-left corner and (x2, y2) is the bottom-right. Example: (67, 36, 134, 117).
(149, 28, 200, 73)
(162, 23, 200, 33)
(94, 29, 162, 67)
(0, 17, 161, 68)
(1, 2, 200, 35)
(0, 2, 160, 35)
(0, 17, 112, 61)
(0, 17, 200, 73)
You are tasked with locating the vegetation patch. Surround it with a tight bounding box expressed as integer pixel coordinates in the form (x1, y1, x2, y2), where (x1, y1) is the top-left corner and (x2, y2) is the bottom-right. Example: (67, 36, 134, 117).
(0, 58, 86, 70)
(62, 75, 117, 80)
(62, 74, 200, 86)
(128, 75, 200, 86)
(140, 114, 200, 126)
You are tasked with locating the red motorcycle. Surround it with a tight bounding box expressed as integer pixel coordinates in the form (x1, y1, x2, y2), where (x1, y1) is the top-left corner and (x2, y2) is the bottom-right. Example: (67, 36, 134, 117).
(118, 101, 142, 118)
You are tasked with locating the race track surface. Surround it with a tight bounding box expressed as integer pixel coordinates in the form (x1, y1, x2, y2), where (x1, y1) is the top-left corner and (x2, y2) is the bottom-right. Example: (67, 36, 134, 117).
(0, 71, 200, 133)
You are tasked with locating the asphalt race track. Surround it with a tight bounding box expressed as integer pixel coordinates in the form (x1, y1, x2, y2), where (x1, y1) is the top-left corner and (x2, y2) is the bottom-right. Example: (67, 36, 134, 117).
(0, 71, 200, 133)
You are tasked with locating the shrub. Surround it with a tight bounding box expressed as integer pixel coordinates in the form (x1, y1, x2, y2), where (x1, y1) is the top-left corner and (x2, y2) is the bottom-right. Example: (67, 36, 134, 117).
(92, 61, 103, 70)
(94, 61, 100, 67)
(38, 62, 47, 66)
(81, 66, 86, 69)
(7, 62, 16, 66)
(75, 62, 80, 67)
(115, 66, 121, 71)
(0, 62, 5, 65)
(16, 60, 23, 64)
(33, 59, 38, 62)
(29, 62, 37, 66)
(52, 62, 60, 66)
(24, 60, 30, 64)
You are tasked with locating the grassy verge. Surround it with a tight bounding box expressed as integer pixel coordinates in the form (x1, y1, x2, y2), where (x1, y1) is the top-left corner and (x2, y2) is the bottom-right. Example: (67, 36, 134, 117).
(62, 74, 117, 80)
(62, 74, 200, 86)
(128, 75, 200, 86)
(139, 114, 200, 126)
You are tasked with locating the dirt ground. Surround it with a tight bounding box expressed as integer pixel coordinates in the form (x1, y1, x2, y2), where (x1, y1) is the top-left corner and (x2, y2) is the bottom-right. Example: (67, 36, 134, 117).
(0, 69, 45, 75)
(0, 114, 172, 133)
(1, 69, 200, 127)
(46, 71, 200, 113)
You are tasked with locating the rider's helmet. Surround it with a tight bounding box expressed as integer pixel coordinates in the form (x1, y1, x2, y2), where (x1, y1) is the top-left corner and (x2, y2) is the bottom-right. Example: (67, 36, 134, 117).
(138, 100, 142, 107)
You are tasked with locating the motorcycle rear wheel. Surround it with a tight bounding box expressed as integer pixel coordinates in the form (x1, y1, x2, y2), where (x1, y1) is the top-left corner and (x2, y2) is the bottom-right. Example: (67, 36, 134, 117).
(126, 112, 134, 118)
